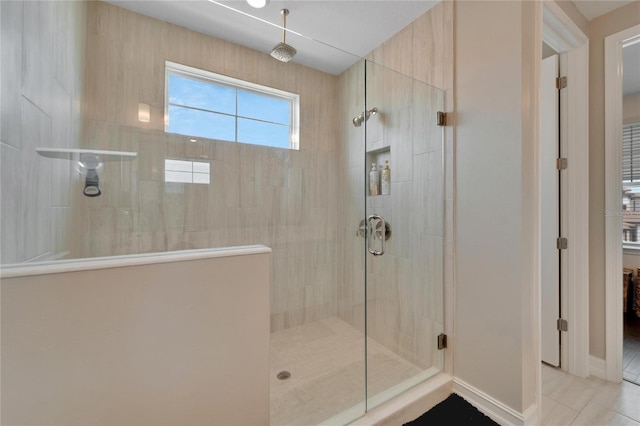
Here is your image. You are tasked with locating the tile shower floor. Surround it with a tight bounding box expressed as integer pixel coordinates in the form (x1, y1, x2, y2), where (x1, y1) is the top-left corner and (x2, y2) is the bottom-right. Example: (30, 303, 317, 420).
(270, 317, 424, 426)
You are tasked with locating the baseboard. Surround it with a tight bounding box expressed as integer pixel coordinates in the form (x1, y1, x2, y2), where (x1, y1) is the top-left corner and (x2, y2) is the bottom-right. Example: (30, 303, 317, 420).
(453, 378, 534, 426)
(589, 355, 606, 380)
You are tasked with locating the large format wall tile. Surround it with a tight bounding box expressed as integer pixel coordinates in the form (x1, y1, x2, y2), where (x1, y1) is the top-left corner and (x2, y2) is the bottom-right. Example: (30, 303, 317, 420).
(1, 1, 85, 264)
(1, 0, 23, 150)
(74, 2, 340, 332)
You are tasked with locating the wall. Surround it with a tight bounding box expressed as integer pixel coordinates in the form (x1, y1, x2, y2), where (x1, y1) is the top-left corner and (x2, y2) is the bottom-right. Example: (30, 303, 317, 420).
(1, 247, 270, 425)
(0, 1, 86, 264)
(623, 252, 640, 270)
(588, 1, 640, 359)
(454, 0, 540, 415)
(555, 1, 590, 37)
(336, 2, 452, 370)
(624, 93, 640, 124)
(75, 1, 340, 332)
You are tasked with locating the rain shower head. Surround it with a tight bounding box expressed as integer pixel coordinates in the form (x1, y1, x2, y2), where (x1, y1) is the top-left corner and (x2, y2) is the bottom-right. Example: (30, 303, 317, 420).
(271, 42, 297, 62)
(352, 107, 378, 127)
(270, 9, 296, 63)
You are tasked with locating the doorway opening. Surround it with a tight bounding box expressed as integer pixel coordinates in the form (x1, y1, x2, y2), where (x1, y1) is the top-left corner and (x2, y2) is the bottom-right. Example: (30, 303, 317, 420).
(619, 35, 640, 387)
(540, 1, 590, 379)
(605, 23, 640, 384)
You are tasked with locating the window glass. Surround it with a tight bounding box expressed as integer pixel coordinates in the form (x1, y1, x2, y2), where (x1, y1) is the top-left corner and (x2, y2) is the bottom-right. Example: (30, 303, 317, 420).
(169, 75, 236, 114)
(237, 91, 290, 124)
(238, 118, 290, 149)
(165, 62, 299, 150)
(168, 105, 236, 142)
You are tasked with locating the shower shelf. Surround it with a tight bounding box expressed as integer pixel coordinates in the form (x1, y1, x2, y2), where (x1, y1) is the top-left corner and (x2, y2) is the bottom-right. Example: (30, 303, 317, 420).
(365, 145, 389, 155)
(367, 146, 391, 197)
(36, 148, 137, 162)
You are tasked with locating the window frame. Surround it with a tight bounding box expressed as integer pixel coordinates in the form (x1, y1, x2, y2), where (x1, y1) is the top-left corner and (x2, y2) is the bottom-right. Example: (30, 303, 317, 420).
(164, 61, 300, 150)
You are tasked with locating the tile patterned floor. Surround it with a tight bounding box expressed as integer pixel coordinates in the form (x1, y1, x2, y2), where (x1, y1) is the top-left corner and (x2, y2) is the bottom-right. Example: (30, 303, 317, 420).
(270, 318, 640, 426)
(269, 317, 424, 426)
(624, 313, 640, 386)
(542, 364, 640, 425)
(624, 334, 640, 385)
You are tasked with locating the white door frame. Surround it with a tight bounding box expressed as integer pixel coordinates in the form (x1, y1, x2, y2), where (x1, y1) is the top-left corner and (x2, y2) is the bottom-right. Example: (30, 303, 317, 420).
(542, 1, 590, 378)
(604, 24, 640, 383)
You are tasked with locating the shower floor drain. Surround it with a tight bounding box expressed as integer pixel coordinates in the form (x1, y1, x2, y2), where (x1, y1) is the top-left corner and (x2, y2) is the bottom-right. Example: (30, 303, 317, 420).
(277, 370, 291, 380)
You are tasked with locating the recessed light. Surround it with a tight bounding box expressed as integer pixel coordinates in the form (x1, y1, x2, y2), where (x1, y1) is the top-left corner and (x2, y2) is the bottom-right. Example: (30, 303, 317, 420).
(189, 139, 197, 143)
(247, 0, 269, 8)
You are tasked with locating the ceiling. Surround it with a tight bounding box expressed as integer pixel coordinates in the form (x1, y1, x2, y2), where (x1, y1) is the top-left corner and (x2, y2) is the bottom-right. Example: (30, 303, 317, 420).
(571, 0, 639, 96)
(105, 0, 438, 75)
(105, 0, 640, 94)
(572, 0, 635, 21)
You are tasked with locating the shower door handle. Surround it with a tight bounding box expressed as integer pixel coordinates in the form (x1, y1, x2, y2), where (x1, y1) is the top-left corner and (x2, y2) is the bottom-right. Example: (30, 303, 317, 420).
(367, 214, 386, 256)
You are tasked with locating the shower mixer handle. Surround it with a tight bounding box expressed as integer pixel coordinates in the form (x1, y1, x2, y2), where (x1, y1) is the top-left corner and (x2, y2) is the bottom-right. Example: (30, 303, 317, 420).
(367, 214, 386, 256)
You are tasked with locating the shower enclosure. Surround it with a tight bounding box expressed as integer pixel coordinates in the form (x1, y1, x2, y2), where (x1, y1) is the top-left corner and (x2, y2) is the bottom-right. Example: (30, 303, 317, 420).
(0, 1, 446, 425)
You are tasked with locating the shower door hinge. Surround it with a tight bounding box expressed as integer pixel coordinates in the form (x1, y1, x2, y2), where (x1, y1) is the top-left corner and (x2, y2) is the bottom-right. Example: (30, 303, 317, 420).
(557, 237, 568, 250)
(437, 333, 447, 350)
(556, 76, 567, 89)
(437, 111, 448, 127)
(557, 318, 568, 332)
(556, 158, 568, 170)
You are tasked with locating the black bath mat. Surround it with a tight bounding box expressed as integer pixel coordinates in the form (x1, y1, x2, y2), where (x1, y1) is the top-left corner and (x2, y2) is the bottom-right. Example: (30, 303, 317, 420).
(403, 393, 499, 426)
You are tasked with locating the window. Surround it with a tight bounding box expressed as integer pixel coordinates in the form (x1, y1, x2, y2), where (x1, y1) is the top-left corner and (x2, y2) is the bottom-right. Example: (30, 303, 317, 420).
(622, 122, 640, 246)
(165, 159, 210, 184)
(165, 61, 299, 150)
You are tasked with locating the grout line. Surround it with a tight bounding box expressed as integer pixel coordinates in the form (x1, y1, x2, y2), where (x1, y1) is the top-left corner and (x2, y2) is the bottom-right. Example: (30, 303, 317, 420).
(610, 408, 640, 425)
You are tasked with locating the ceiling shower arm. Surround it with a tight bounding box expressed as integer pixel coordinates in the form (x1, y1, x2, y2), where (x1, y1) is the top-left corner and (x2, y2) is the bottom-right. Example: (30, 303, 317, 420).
(281, 9, 288, 44)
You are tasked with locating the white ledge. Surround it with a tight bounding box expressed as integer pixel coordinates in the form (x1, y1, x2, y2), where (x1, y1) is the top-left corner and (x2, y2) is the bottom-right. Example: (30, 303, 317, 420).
(0, 245, 271, 278)
(36, 148, 137, 162)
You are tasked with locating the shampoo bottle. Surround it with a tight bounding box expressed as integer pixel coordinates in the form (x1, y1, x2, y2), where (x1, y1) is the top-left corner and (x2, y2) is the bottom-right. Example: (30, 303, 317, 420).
(369, 163, 379, 195)
(381, 160, 390, 195)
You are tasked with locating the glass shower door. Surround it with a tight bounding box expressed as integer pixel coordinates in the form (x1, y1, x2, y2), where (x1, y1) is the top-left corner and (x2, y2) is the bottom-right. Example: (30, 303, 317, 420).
(363, 60, 445, 410)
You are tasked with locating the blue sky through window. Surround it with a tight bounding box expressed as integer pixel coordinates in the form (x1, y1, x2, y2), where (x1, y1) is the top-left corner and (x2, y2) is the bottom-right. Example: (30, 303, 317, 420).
(169, 75, 235, 114)
(238, 118, 289, 149)
(238, 91, 290, 124)
(168, 105, 235, 142)
(166, 69, 296, 149)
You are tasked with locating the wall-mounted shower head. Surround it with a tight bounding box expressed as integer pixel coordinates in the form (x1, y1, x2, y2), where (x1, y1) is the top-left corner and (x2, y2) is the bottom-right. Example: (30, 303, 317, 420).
(270, 9, 297, 63)
(77, 153, 103, 197)
(83, 168, 101, 197)
(352, 107, 378, 127)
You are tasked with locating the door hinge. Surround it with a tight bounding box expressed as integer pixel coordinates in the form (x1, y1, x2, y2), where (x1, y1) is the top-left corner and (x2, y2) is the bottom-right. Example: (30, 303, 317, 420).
(437, 111, 447, 127)
(557, 318, 568, 332)
(557, 237, 568, 250)
(556, 76, 567, 89)
(437, 333, 447, 350)
(556, 158, 568, 170)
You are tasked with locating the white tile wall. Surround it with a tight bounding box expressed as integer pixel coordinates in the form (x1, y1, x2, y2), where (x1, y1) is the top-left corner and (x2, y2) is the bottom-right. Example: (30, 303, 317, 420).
(0, 0, 86, 264)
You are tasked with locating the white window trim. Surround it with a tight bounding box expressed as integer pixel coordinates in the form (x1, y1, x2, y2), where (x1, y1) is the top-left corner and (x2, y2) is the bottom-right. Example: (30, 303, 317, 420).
(164, 61, 300, 149)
